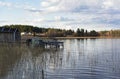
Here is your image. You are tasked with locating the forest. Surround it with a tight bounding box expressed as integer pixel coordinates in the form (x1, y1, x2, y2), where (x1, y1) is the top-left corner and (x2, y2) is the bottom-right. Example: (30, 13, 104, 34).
(1, 25, 120, 37)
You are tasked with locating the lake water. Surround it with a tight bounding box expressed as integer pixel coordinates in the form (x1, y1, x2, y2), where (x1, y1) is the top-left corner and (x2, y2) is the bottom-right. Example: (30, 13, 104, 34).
(0, 39, 120, 79)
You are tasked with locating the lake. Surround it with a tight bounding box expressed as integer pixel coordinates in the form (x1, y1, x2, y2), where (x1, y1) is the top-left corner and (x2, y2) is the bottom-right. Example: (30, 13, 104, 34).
(0, 38, 120, 79)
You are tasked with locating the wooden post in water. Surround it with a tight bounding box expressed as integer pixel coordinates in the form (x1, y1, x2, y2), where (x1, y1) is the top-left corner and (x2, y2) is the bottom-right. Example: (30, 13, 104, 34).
(42, 69, 44, 79)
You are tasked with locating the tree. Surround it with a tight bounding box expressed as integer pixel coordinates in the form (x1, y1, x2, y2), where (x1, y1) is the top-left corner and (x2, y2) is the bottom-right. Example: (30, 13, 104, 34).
(76, 28, 81, 36)
(89, 30, 99, 36)
(81, 29, 84, 36)
(85, 30, 88, 36)
(46, 29, 57, 37)
(65, 29, 74, 36)
(1, 24, 103, 37)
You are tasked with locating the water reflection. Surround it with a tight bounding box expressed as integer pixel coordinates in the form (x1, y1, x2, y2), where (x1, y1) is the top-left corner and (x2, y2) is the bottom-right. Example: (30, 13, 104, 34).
(0, 39, 120, 79)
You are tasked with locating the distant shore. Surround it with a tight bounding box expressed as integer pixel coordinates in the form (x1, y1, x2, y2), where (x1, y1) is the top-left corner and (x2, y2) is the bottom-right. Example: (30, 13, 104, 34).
(21, 35, 120, 40)
(41, 36, 120, 39)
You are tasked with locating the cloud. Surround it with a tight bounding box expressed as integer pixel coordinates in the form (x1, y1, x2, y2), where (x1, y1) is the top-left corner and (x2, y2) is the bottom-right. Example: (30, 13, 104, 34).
(102, 0, 114, 9)
(0, 1, 35, 11)
(38, 0, 120, 14)
(0, 1, 12, 7)
(54, 16, 74, 22)
(39, 0, 100, 13)
(0, 0, 119, 30)
(0, 20, 8, 23)
(41, 0, 60, 7)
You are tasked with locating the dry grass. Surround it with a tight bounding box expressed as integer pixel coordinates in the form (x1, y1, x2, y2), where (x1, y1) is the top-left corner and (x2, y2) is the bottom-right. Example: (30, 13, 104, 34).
(0, 43, 29, 76)
(0, 43, 45, 77)
(0, 43, 57, 77)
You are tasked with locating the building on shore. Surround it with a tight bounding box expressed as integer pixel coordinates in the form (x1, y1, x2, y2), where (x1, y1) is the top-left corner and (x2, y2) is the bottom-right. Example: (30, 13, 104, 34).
(0, 27, 21, 42)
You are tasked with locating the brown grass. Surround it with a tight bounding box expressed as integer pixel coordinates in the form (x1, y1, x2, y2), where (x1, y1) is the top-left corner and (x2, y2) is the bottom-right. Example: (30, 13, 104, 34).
(0, 43, 28, 76)
(0, 43, 45, 76)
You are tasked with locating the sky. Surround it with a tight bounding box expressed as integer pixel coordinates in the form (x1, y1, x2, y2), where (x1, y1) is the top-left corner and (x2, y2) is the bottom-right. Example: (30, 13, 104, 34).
(0, 0, 120, 31)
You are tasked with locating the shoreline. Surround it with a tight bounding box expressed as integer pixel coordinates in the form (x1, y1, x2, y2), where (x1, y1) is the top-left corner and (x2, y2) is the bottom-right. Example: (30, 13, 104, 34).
(21, 35, 120, 40)
(41, 36, 120, 39)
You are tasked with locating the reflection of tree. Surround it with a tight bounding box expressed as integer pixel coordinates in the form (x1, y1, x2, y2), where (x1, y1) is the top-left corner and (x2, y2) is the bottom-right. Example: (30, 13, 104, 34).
(46, 49, 64, 69)
(31, 48, 64, 78)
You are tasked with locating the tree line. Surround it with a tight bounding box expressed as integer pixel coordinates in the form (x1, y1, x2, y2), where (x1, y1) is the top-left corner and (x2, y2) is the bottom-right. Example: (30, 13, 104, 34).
(100, 30, 120, 37)
(0, 24, 107, 37)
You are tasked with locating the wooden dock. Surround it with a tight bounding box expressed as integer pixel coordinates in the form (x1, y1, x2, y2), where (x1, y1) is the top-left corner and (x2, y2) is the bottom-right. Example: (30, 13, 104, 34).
(44, 41, 64, 48)
(26, 37, 64, 48)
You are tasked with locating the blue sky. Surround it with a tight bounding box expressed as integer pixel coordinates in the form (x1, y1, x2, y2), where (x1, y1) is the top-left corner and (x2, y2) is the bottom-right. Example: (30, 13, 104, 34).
(0, 0, 120, 31)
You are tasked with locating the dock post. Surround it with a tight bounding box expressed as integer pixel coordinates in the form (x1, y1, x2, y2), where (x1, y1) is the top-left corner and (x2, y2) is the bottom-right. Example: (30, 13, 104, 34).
(42, 69, 44, 79)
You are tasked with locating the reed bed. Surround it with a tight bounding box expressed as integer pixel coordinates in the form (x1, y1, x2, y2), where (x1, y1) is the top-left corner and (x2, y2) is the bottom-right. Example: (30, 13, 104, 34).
(0, 43, 28, 76)
(0, 43, 56, 77)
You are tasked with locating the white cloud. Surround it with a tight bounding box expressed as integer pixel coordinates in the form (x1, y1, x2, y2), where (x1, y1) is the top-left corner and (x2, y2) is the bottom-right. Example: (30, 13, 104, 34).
(40, 0, 101, 12)
(0, 1, 12, 7)
(33, 19, 45, 23)
(0, 1, 35, 12)
(38, 0, 120, 14)
(102, 0, 114, 9)
(54, 16, 61, 21)
(0, 0, 119, 30)
(41, 0, 60, 7)
(41, 2, 50, 7)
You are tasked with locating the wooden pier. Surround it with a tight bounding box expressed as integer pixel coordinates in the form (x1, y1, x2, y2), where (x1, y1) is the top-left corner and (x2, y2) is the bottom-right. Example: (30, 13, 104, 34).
(44, 41, 64, 48)
(26, 37, 64, 48)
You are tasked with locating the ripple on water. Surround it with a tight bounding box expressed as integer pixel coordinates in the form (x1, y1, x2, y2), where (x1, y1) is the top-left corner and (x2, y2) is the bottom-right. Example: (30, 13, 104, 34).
(1, 39, 120, 79)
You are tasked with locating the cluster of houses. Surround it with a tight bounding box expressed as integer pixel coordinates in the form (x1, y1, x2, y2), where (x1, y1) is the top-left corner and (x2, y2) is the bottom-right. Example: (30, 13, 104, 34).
(21, 32, 46, 37)
(0, 27, 21, 42)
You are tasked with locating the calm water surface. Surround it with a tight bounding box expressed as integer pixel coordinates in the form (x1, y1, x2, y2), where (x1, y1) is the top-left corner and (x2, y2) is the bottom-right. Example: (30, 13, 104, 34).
(0, 39, 120, 79)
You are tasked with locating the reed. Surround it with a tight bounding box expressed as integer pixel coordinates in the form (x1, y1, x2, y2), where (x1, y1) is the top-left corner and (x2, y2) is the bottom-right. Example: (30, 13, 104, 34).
(0, 43, 28, 76)
(0, 43, 52, 77)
